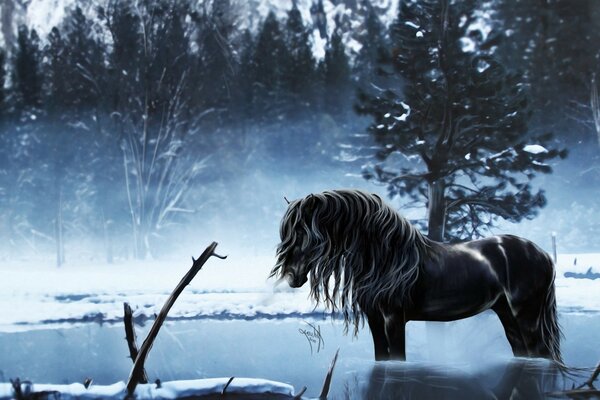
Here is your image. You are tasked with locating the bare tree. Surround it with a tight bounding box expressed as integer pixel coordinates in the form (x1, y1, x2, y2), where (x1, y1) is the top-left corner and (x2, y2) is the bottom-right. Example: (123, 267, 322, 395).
(591, 75, 600, 148)
(101, 1, 207, 259)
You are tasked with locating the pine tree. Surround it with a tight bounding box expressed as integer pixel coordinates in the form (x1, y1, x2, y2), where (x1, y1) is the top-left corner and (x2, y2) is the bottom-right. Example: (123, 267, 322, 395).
(358, 0, 567, 242)
(283, 1, 316, 112)
(0, 50, 6, 118)
(43, 7, 113, 265)
(194, 0, 236, 121)
(323, 18, 351, 116)
(14, 25, 42, 111)
(232, 29, 256, 123)
(496, 0, 600, 146)
(253, 12, 287, 121)
(353, 0, 388, 89)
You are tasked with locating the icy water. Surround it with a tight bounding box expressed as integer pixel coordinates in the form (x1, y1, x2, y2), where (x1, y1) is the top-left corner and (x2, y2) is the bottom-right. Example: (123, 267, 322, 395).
(0, 312, 599, 399)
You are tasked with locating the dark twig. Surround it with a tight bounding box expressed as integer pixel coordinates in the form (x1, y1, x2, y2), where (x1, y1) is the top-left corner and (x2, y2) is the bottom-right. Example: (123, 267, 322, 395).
(221, 377, 235, 395)
(546, 388, 600, 398)
(293, 386, 307, 399)
(585, 361, 600, 388)
(123, 302, 148, 383)
(318, 348, 340, 400)
(10, 379, 24, 400)
(126, 242, 226, 397)
(83, 378, 93, 389)
(547, 360, 600, 398)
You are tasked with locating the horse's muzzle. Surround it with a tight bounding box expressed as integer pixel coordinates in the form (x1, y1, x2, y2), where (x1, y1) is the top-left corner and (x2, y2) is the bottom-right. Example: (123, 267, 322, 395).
(286, 272, 308, 288)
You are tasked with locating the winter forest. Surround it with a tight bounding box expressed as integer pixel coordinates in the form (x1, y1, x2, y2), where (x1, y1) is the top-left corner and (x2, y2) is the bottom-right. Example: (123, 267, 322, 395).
(0, 0, 598, 264)
(1, 0, 600, 398)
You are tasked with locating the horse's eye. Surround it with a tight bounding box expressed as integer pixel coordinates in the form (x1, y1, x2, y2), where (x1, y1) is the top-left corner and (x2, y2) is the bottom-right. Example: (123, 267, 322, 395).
(291, 247, 304, 262)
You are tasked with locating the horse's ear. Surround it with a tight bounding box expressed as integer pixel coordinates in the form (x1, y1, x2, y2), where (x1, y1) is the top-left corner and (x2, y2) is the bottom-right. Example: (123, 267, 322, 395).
(304, 193, 318, 212)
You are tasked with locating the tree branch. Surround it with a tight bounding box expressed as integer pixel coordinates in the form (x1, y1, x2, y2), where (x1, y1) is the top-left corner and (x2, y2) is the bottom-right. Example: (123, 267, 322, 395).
(123, 302, 148, 384)
(126, 242, 227, 397)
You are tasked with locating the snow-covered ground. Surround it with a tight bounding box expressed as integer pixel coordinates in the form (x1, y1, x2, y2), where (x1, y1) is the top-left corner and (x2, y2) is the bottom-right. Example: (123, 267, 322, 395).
(0, 251, 598, 332)
(0, 378, 296, 400)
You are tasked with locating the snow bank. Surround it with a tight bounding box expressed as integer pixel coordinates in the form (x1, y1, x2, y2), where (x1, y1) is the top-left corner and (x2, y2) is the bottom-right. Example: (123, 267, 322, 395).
(0, 378, 296, 399)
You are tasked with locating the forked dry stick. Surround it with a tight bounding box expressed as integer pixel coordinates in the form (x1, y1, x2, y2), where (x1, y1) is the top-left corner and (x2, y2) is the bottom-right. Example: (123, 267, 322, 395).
(584, 361, 600, 388)
(546, 360, 600, 398)
(125, 242, 226, 397)
(123, 302, 148, 384)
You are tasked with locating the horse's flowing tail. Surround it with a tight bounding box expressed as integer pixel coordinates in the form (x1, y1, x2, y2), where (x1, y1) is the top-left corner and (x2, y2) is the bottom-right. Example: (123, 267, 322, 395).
(540, 275, 563, 364)
(542, 271, 596, 384)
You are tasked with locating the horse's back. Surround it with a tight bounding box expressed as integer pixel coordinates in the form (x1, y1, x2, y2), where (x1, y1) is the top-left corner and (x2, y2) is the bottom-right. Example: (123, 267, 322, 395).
(470, 234, 555, 303)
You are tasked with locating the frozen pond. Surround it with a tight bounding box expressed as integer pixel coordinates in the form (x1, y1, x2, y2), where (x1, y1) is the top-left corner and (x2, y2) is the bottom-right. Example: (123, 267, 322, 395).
(1, 312, 599, 399)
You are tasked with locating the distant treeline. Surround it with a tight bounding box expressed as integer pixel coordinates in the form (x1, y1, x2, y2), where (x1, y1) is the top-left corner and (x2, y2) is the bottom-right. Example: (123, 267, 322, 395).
(0, 0, 597, 261)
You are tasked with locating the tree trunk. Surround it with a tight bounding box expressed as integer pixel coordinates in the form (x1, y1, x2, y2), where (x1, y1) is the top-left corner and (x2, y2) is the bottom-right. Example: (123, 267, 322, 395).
(426, 179, 447, 360)
(427, 179, 446, 242)
(55, 187, 64, 267)
(102, 209, 113, 264)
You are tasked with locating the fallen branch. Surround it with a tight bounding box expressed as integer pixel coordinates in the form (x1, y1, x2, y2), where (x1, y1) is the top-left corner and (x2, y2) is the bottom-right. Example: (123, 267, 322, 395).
(9, 378, 59, 400)
(546, 359, 600, 398)
(123, 302, 148, 384)
(546, 388, 600, 398)
(583, 361, 600, 388)
(125, 242, 226, 397)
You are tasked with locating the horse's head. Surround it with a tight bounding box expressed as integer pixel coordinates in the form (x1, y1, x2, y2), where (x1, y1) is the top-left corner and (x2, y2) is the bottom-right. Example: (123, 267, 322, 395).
(271, 194, 324, 288)
(277, 243, 311, 288)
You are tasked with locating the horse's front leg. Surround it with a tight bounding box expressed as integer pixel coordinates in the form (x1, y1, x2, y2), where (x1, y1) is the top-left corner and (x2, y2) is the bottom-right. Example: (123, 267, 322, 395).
(384, 310, 406, 360)
(367, 312, 389, 361)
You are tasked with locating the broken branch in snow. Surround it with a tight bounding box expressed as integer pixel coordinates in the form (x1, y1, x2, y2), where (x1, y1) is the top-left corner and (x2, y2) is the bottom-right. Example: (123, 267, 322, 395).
(123, 302, 148, 384)
(221, 377, 235, 395)
(10, 378, 59, 400)
(125, 242, 227, 397)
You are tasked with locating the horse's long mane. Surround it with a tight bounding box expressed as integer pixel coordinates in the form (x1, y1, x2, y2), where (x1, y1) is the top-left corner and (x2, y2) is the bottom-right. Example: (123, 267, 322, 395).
(271, 189, 433, 332)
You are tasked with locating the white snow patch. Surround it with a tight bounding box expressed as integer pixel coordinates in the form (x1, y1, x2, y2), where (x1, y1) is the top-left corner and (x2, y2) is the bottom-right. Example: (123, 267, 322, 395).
(523, 144, 549, 154)
(26, 0, 68, 36)
(0, 378, 295, 399)
(311, 28, 327, 60)
(393, 101, 411, 122)
(460, 37, 476, 53)
(476, 59, 490, 73)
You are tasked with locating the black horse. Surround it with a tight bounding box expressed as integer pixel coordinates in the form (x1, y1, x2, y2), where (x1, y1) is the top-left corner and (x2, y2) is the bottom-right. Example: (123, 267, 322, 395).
(270, 189, 562, 363)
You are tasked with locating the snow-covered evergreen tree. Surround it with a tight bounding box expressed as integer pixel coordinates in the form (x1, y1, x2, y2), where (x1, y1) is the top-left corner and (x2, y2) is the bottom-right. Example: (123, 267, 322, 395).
(358, 0, 567, 241)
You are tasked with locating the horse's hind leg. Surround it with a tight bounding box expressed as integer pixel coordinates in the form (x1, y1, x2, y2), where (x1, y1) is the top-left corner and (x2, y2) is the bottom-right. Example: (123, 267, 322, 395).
(493, 296, 528, 357)
(367, 312, 390, 361)
(515, 302, 552, 359)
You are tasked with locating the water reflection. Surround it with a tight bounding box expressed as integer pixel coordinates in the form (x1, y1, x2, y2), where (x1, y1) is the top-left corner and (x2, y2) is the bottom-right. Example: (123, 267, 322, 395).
(0, 313, 598, 399)
(360, 359, 558, 400)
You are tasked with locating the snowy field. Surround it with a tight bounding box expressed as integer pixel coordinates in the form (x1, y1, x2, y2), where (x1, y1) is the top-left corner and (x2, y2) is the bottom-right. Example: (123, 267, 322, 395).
(0, 250, 598, 332)
(0, 250, 599, 399)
